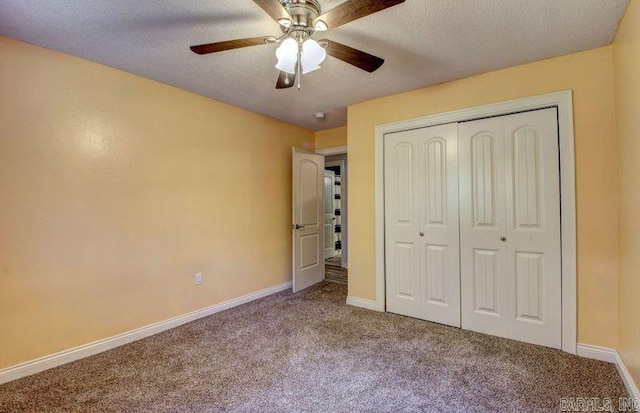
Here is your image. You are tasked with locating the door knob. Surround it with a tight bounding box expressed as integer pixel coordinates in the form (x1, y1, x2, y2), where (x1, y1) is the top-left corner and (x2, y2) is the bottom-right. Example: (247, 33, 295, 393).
(294, 224, 306, 230)
(419, 232, 424, 237)
(500, 236, 507, 242)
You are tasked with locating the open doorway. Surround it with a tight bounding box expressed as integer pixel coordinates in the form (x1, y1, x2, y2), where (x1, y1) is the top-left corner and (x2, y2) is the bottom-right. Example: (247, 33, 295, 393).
(324, 153, 347, 285)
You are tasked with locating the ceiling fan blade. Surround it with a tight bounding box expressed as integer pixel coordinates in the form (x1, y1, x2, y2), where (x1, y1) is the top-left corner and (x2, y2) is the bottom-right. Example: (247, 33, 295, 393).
(190, 37, 271, 55)
(276, 71, 296, 89)
(314, 0, 405, 30)
(253, 0, 292, 22)
(322, 40, 385, 73)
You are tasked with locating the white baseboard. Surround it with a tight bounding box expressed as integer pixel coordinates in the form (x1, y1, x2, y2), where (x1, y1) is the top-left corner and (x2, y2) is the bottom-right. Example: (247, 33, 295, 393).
(346, 296, 379, 311)
(577, 343, 640, 400)
(576, 343, 617, 363)
(615, 351, 640, 400)
(4, 293, 637, 399)
(0, 281, 292, 385)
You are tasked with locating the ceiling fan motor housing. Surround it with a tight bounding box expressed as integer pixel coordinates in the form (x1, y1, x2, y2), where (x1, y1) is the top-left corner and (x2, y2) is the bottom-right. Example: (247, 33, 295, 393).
(280, 0, 322, 30)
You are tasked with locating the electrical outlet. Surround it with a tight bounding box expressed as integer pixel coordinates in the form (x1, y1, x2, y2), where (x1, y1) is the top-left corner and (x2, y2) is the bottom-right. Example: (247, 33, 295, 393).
(194, 272, 203, 285)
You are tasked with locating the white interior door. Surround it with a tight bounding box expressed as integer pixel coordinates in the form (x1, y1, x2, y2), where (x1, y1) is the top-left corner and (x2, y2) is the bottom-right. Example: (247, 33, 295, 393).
(459, 108, 561, 348)
(505, 109, 561, 347)
(292, 148, 324, 293)
(385, 123, 461, 327)
(385, 129, 420, 318)
(458, 116, 508, 339)
(323, 170, 336, 259)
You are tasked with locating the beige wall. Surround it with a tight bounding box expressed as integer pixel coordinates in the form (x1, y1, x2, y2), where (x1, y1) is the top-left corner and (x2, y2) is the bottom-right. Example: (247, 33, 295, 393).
(348, 47, 619, 348)
(0, 36, 314, 369)
(315, 126, 347, 149)
(0, 15, 633, 372)
(613, 0, 640, 388)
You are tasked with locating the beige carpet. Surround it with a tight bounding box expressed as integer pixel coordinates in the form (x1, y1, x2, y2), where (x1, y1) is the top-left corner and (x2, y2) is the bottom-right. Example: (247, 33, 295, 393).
(0, 282, 627, 412)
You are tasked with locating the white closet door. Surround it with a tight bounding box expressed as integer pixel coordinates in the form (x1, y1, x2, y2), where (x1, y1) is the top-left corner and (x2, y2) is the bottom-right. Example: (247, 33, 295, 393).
(459, 117, 509, 338)
(459, 108, 561, 348)
(385, 129, 421, 318)
(417, 124, 460, 326)
(385, 124, 460, 326)
(504, 109, 561, 348)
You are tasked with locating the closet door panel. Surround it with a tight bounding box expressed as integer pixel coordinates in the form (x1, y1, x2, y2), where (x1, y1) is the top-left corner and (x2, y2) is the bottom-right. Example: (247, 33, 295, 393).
(384, 130, 421, 318)
(418, 123, 460, 327)
(385, 123, 460, 326)
(504, 108, 561, 348)
(460, 109, 562, 349)
(459, 117, 509, 338)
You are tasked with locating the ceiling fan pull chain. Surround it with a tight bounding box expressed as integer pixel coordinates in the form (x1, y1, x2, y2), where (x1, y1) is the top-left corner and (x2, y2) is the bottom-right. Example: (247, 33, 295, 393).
(297, 43, 302, 91)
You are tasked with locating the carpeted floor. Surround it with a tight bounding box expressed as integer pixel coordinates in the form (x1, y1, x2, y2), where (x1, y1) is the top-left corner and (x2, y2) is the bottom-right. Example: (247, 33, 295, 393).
(0, 282, 628, 412)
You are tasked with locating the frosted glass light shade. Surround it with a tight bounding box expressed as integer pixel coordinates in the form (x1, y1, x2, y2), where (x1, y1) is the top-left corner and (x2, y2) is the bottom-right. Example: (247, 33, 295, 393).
(301, 39, 326, 74)
(275, 38, 327, 76)
(314, 20, 328, 31)
(275, 38, 298, 74)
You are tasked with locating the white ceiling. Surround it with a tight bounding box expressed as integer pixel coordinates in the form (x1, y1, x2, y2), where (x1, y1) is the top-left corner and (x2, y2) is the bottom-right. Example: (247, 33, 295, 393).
(0, 0, 628, 130)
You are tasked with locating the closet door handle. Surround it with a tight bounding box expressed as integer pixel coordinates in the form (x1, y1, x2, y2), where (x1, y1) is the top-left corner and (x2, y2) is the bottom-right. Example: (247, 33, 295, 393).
(419, 232, 424, 237)
(500, 236, 507, 242)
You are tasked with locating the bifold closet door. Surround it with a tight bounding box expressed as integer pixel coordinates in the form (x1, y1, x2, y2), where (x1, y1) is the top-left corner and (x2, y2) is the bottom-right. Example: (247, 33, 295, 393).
(458, 108, 562, 349)
(385, 123, 460, 327)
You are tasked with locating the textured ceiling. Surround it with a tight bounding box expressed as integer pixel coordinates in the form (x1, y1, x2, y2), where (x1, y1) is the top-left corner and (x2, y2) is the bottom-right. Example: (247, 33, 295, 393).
(0, 0, 629, 130)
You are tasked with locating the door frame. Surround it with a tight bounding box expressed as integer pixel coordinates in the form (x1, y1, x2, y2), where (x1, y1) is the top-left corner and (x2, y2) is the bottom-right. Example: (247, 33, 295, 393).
(323, 169, 336, 259)
(316, 145, 347, 156)
(373, 91, 577, 354)
(317, 146, 349, 269)
(325, 158, 347, 268)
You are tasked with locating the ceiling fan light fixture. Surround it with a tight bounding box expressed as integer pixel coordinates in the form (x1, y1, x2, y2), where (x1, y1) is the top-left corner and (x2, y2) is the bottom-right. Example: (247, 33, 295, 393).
(302, 64, 321, 75)
(314, 20, 328, 31)
(301, 38, 326, 74)
(277, 18, 292, 28)
(189, 0, 405, 90)
(275, 38, 298, 74)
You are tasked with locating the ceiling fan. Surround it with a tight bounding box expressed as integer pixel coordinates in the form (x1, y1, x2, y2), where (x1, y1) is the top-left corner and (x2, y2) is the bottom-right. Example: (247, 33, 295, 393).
(190, 0, 406, 90)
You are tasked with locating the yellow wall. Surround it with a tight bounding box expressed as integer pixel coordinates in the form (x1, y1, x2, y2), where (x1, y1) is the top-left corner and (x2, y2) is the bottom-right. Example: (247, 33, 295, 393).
(315, 126, 347, 149)
(0, 36, 314, 369)
(0, 16, 633, 372)
(613, 0, 640, 388)
(347, 47, 619, 348)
